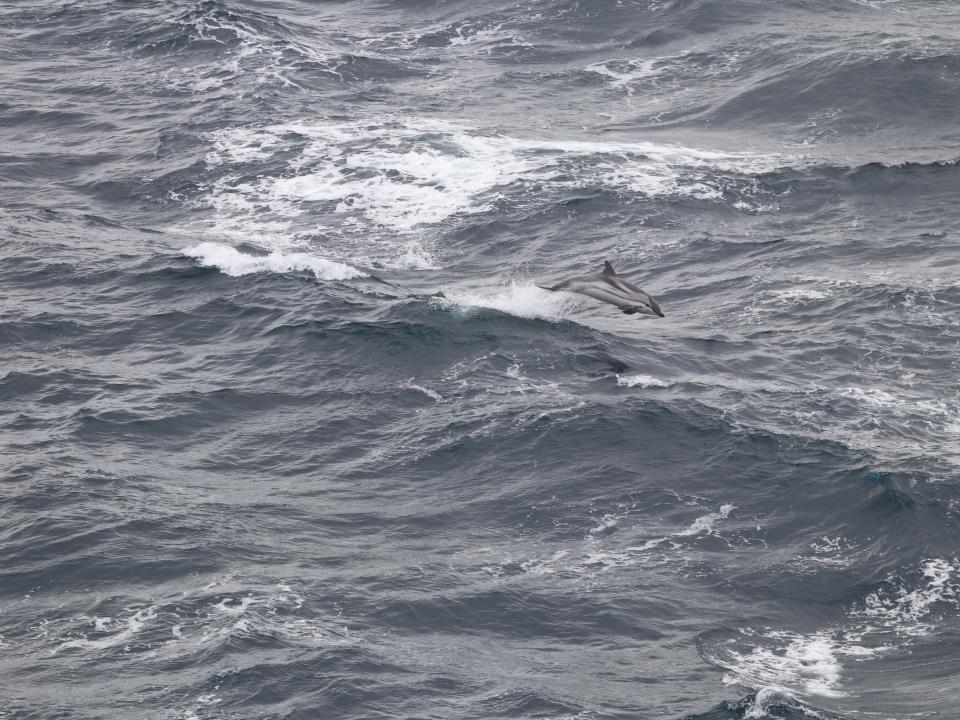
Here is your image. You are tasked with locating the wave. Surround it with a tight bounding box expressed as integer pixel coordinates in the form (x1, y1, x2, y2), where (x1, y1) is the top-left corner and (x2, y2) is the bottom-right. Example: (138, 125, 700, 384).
(582, 45, 749, 99)
(182, 241, 365, 280)
(709, 46, 960, 134)
(362, 17, 533, 55)
(8, 1, 960, 719)
(123, 0, 293, 56)
(192, 117, 791, 265)
(699, 556, 960, 713)
(41, 574, 354, 676)
(117, 0, 428, 95)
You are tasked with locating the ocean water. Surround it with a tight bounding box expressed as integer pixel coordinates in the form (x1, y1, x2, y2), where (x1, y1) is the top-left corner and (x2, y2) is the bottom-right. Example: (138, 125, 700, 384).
(3, 1, 960, 718)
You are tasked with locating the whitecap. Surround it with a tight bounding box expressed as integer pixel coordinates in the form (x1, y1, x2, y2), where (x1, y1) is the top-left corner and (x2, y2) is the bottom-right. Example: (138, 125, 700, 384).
(405, 382, 443, 402)
(212, 596, 256, 616)
(714, 628, 875, 699)
(712, 557, 958, 704)
(195, 118, 791, 255)
(839, 387, 902, 408)
(676, 503, 735, 537)
(385, 240, 441, 270)
(182, 241, 365, 280)
(54, 606, 157, 654)
(448, 22, 525, 49)
(587, 513, 620, 536)
(616, 374, 673, 389)
(853, 557, 960, 636)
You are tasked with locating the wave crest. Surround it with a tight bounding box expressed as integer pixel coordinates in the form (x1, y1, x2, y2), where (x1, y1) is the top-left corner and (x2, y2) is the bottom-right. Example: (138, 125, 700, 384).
(182, 242, 365, 280)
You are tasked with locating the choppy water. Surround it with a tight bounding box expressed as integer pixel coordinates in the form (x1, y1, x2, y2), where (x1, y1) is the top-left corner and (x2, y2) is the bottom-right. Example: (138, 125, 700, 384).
(3, 1, 960, 718)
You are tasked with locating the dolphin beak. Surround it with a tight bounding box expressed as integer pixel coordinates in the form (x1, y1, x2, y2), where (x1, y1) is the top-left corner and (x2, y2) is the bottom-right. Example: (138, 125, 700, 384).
(650, 299, 665, 318)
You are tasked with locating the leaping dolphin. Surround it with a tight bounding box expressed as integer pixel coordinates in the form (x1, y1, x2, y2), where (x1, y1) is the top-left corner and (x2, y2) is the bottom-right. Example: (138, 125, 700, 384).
(539, 261, 664, 317)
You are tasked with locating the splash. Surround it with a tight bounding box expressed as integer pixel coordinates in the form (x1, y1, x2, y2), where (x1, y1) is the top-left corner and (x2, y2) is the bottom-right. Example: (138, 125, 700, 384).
(436, 283, 581, 322)
(183, 241, 365, 280)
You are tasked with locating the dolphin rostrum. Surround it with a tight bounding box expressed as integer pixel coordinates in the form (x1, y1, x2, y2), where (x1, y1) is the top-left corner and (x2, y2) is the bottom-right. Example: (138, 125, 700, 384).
(539, 261, 664, 317)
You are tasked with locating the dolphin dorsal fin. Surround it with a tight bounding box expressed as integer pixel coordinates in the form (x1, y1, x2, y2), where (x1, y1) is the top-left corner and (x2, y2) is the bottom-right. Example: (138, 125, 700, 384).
(602, 260, 616, 276)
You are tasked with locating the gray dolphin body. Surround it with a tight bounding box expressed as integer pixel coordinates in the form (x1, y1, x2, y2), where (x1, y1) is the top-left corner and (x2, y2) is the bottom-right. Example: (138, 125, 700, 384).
(539, 261, 664, 317)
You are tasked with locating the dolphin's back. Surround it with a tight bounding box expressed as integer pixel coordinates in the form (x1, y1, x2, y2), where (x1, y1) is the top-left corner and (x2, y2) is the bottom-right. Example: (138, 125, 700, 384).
(557, 275, 633, 308)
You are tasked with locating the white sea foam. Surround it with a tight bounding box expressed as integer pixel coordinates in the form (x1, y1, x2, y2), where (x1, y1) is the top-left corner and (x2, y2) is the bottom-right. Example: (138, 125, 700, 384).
(798, 267, 960, 298)
(769, 288, 829, 303)
(748, 380, 960, 468)
(207, 126, 286, 164)
(436, 283, 581, 322)
(839, 387, 901, 407)
(847, 0, 902, 9)
(212, 596, 256, 616)
(717, 628, 884, 702)
(362, 19, 529, 52)
(719, 629, 851, 698)
(742, 285, 832, 322)
(197, 118, 788, 257)
(584, 49, 744, 99)
(448, 22, 527, 49)
(616, 374, 673, 389)
(387, 240, 441, 270)
(583, 58, 661, 94)
(182, 241, 365, 280)
(587, 513, 621, 536)
(499, 500, 737, 582)
(51, 578, 350, 663)
(519, 550, 570, 576)
(835, 386, 960, 451)
(157, 6, 348, 93)
(796, 536, 857, 570)
(714, 558, 960, 704)
(405, 382, 443, 402)
(677, 503, 735, 536)
(204, 120, 521, 234)
(54, 606, 157, 654)
(853, 558, 960, 635)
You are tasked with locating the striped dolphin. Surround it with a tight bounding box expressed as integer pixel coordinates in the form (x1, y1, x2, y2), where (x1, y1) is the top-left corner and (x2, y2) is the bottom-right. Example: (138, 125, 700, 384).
(539, 261, 664, 317)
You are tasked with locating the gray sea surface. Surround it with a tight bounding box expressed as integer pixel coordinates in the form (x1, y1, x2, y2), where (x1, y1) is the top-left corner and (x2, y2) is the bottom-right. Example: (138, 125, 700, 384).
(3, 1, 960, 718)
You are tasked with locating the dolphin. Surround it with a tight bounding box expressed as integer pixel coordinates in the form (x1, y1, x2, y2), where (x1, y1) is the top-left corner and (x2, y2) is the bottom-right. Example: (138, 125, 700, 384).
(538, 261, 664, 317)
